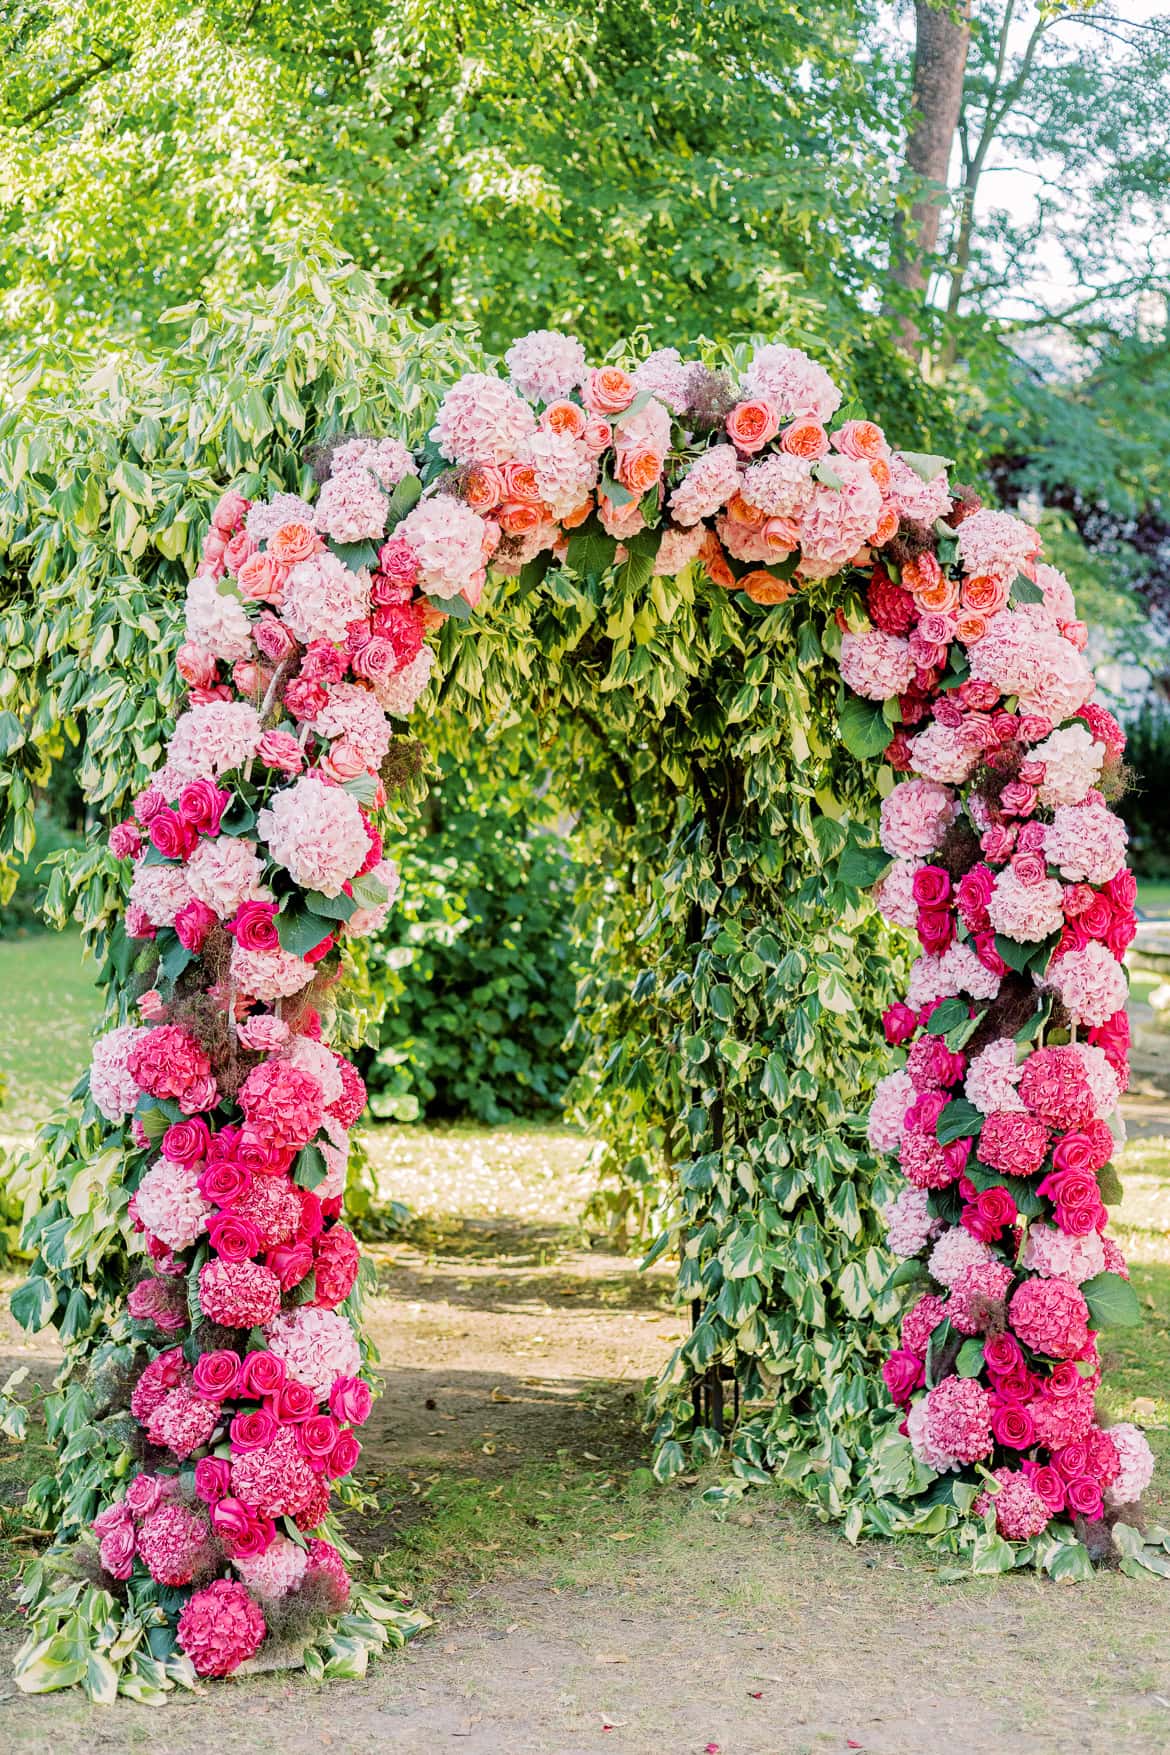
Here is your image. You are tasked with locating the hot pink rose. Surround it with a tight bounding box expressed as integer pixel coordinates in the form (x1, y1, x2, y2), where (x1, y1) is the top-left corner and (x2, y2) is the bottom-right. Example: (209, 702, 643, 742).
(198, 1161, 252, 1205)
(267, 1240, 314, 1292)
(882, 1002, 918, 1046)
(239, 1350, 287, 1398)
(227, 900, 280, 953)
(911, 864, 951, 908)
(882, 1349, 924, 1408)
(99, 1520, 137, 1580)
(162, 1118, 211, 1165)
(230, 1408, 278, 1452)
(192, 1350, 242, 1400)
(175, 898, 217, 952)
(327, 1429, 362, 1478)
(272, 1379, 318, 1423)
(194, 1457, 233, 1504)
(208, 1212, 262, 1261)
(211, 1497, 275, 1559)
(1065, 1476, 1104, 1519)
(149, 810, 197, 860)
(329, 1375, 373, 1427)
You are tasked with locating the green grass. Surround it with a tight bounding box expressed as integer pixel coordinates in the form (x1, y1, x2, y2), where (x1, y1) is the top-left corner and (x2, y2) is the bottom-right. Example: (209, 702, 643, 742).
(1138, 879, 1170, 919)
(0, 930, 102, 1133)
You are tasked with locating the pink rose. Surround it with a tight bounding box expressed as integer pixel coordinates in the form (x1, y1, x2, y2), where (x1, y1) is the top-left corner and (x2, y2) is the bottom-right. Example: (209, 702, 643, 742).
(254, 610, 298, 662)
(208, 1212, 262, 1261)
(192, 1350, 243, 1400)
(267, 1240, 315, 1292)
(983, 1333, 1023, 1377)
(917, 907, 954, 956)
(327, 1429, 362, 1478)
(272, 1379, 318, 1423)
(162, 1118, 211, 1165)
(211, 1496, 275, 1558)
(256, 730, 304, 775)
(194, 1457, 233, 1504)
(99, 1521, 137, 1580)
(212, 490, 250, 535)
(1009, 850, 1048, 888)
(149, 810, 197, 860)
(230, 1408, 278, 1453)
(881, 1350, 924, 1408)
(1065, 1476, 1104, 1519)
(175, 898, 217, 952)
(583, 366, 635, 415)
(725, 400, 780, 454)
(329, 1375, 373, 1427)
(882, 1002, 918, 1046)
(283, 676, 328, 721)
(239, 1350, 287, 1398)
(991, 1403, 1036, 1449)
(224, 530, 257, 574)
(109, 820, 142, 859)
(911, 865, 951, 908)
(350, 636, 397, 683)
(178, 779, 230, 837)
(1051, 1128, 1112, 1177)
(999, 781, 1038, 817)
(296, 1414, 341, 1470)
(125, 1473, 167, 1517)
(227, 899, 280, 953)
(176, 642, 219, 689)
(198, 1160, 252, 1205)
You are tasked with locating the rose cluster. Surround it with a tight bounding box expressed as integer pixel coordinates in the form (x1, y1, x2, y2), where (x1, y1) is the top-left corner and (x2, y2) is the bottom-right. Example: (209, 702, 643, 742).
(852, 500, 1153, 1547)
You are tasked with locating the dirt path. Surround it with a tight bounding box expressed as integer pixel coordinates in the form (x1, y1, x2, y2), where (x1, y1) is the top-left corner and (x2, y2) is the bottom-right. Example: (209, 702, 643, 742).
(4, 1121, 1170, 1754)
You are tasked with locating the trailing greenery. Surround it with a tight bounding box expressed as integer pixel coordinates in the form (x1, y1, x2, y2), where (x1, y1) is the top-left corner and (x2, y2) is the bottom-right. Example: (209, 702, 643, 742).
(364, 729, 583, 1124)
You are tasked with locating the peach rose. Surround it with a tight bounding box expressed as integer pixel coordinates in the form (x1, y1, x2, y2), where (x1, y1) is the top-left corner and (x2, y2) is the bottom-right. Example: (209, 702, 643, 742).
(740, 569, 795, 605)
(235, 551, 285, 604)
(956, 612, 988, 644)
(779, 421, 828, 459)
(419, 603, 448, 632)
(498, 500, 543, 536)
(464, 465, 505, 512)
(762, 517, 799, 557)
(917, 575, 961, 613)
(726, 400, 780, 454)
(833, 419, 888, 461)
(724, 492, 766, 531)
(869, 507, 899, 547)
(269, 521, 321, 565)
(542, 401, 588, 439)
(584, 367, 635, 415)
(561, 496, 594, 529)
(617, 449, 663, 495)
(961, 573, 1010, 615)
(581, 417, 613, 455)
(699, 530, 736, 590)
(869, 457, 892, 492)
(502, 460, 542, 505)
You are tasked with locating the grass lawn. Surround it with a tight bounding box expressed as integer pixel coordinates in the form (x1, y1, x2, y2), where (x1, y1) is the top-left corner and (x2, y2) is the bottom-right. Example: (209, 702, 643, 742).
(1138, 879, 1170, 919)
(0, 930, 102, 1134)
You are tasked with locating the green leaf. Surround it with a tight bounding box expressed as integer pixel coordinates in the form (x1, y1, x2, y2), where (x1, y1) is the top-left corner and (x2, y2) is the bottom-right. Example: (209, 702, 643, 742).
(1081, 1271, 1142, 1328)
(971, 1529, 1017, 1575)
(994, 933, 1038, 975)
(306, 888, 358, 922)
(565, 518, 618, 584)
(276, 902, 333, 959)
(936, 1098, 984, 1146)
(157, 931, 194, 984)
(1014, 996, 1053, 1043)
(926, 998, 969, 1037)
(1043, 1539, 1094, 1583)
(330, 538, 381, 573)
(349, 870, 389, 909)
(10, 1275, 56, 1333)
(955, 1337, 985, 1378)
(1097, 1163, 1123, 1205)
(294, 1144, 327, 1190)
(1010, 573, 1045, 605)
(838, 692, 892, 760)
(0, 710, 26, 759)
(425, 591, 472, 620)
(835, 840, 893, 890)
(385, 473, 422, 525)
(887, 1259, 929, 1290)
(898, 450, 954, 482)
(219, 797, 256, 837)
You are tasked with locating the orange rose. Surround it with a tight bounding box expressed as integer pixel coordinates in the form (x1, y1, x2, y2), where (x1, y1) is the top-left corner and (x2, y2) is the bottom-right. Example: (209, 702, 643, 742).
(740, 569, 794, 605)
(956, 612, 988, 645)
(779, 421, 829, 459)
(961, 573, 1009, 615)
(833, 419, 888, 461)
(497, 500, 542, 536)
(502, 460, 542, 505)
(617, 449, 664, 495)
(464, 465, 505, 512)
(869, 507, 899, 548)
(869, 457, 892, 493)
(542, 400, 588, 439)
(419, 604, 447, 632)
(725, 399, 780, 454)
(268, 521, 321, 565)
(699, 530, 736, 590)
(561, 496, 594, 529)
(584, 366, 635, 415)
(902, 553, 941, 595)
(724, 492, 766, 531)
(917, 575, 960, 613)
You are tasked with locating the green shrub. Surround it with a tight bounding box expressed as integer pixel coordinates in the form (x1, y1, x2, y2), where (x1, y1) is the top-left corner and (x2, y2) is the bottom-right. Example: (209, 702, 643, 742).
(1121, 701, 1170, 878)
(361, 740, 583, 1124)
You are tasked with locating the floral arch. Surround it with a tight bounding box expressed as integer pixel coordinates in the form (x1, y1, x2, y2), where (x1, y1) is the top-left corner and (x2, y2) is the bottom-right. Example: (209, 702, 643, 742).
(5, 304, 1159, 1699)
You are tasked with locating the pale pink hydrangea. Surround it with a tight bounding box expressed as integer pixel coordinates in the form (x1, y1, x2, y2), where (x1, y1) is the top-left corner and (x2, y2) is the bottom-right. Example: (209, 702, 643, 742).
(345, 858, 401, 937)
(964, 1039, 1025, 1115)
(879, 778, 960, 859)
(313, 682, 393, 769)
(796, 458, 883, 578)
(1047, 942, 1128, 1028)
(327, 437, 416, 492)
(185, 575, 254, 663)
(947, 1258, 1015, 1335)
(280, 553, 371, 645)
(886, 454, 952, 524)
(985, 867, 1065, 942)
(908, 943, 1000, 1008)
(234, 1533, 309, 1600)
(313, 470, 388, 545)
(236, 1014, 290, 1052)
(1033, 562, 1077, 621)
(1077, 1043, 1122, 1118)
(283, 1035, 345, 1108)
(257, 776, 369, 898)
(1022, 1222, 1106, 1284)
(668, 445, 741, 526)
(185, 837, 266, 918)
(246, 493, 316, 543)
(928, 1226, 993, 1290)
(90, 1023, 152, 1121)
(167, 703, 262, 780)
(968, 604, 1093, 722)
(873, 857, 923, 930)
(504, 330, 588, 404)
(430, 373, 536, 464)
(868, 1068, 917, 1154)
(1044, 799, 1128, 885)
(1103, 1423, 1156, 1508)
(613, 396, 671, 463)
(906, 1396, 958, 1472)
(524, 428, 599, 519)
(653, 524, 706, 577)
(882, 1185, 937, 1257)
(907, 722, 978, 786)
(372, 646, 434, 718)
(263, 1307, 361, 1400)
(740, 453, 815, 518)
(318, 1137, 348, 1202)
(230, 941, 316, 1003)
(839, 629, 917, 702)
(129, 862, 194, 928)
(135, 1158, 212, 1250)
(741, 345, 842, 423)
(395, 497, 487, 601)
(631, 346, 694, 412)
(956, 509, 1040, 583)
(1032, 725, 1105, 809)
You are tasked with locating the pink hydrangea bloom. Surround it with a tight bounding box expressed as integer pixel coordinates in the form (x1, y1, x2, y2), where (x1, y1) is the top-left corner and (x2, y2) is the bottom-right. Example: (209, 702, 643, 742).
(246, 493, 315, 542)
(240, 1059, 325, 1151)
(1032, 724, 1105, 808)
(185, 575, 254, 663)
(956, 509, 1040, 583)
(902, 1293, 948, 1356)
(741, 345, 841, 423)
(257, 775, 369, 898)
(907, 722, 978, 786)
(839, 629, 917, 702)
(505, 329, 587, 403)
(313, 469, 388, 544)
(974, 1467, 1051, 1540)
(879, 778, 959, 859)
(230, 940, 316, 1003)
(523, 428, 599, 519)
(430, 372, 536, 464)
(629, 346, 694, 412)
(867, 1068, 916, 1154)
(89, 1023, 151, 1121)
(1047, 942, 1128, 1028)
(985, 867, 1065, 942)
(1009, 1275, 1091, 1358)
(741, 453, 814, 518)
(1022, 1222, 1106, 1283)
(145, 1386, 221, 1459)
(329, 437, 416, 491)
(669, 445, 741, 526)
(137, 1501, 212, 1585)
(980, 1110, 1049, 1177)
(1077, 1044, 1122, 1117)
(907, 942, 1000, 1009)
(263, 1307, 361, 1400)
(873, 857, 923, 929)
(927, 1226, 993, 1290)
(964, 1039, 1025, 1115)
(177, 1578, 267, 1677)
(1103, 1423, 1156, 1508)
(234, 1532, 309, 1600)
(968, 604, 1092, 722)
(168, 702, 262, 783)
(1018, 1046, 1096, 1128)
(185, 836, 265, 918)
(305, 1537, 351, 1609)
(395, 497, 488, 601)
(1044, 799, 1128, 885)
(372, 645, 433, 717)
(886, 454, 952, 523)
(313, 682, 393, 770)
(199, 1258, 283, 1327)
(135, 1159, 211, 1251)
(909, 1377, 994, 1470)
(280, 552, 370, 644)
(796, 458, 883, 578)
(882, 1185, 937, 1257)
(129, 862, 194, 929)
(947, 1258, 1014, 1334)
(653, 524, 706, 577)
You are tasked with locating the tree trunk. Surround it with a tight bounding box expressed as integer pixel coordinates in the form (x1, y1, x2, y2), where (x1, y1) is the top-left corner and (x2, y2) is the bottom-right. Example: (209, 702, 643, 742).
(887, 0, 973, 355)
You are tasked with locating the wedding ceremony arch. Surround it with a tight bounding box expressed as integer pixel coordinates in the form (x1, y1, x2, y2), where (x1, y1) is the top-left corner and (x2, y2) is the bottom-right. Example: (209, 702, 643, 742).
(1, 257, 1157, 1700)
